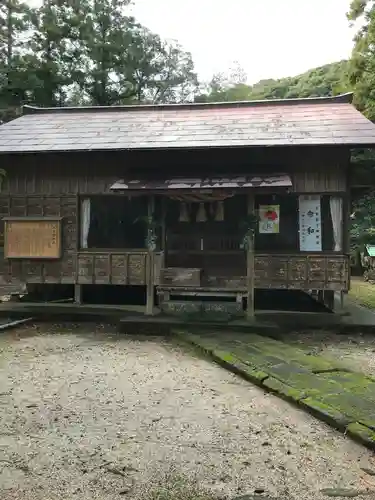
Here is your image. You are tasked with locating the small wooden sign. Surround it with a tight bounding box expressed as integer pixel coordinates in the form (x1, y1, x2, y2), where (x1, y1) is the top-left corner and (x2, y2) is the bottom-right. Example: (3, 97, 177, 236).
(4, 217, 62, 259)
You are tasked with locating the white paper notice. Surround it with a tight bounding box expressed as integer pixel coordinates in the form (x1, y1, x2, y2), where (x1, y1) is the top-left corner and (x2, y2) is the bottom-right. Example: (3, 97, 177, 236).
(299, 195, 322, 251)
(259, 205, 280, 234)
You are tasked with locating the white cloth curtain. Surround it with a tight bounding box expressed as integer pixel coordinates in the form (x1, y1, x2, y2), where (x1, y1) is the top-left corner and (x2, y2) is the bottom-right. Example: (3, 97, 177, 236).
(81, 198, 91, 249)
(330, 196, 343, 252)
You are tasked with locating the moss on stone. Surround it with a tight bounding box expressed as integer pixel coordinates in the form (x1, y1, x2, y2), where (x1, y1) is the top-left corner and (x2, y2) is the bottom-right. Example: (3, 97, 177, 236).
(263, 377, 306, 402)
(300, 397, 351, 429)
(212, 350, 268, 383)
(318, 372, 375, 400)
(318, 393, 375, 431)
(214, 350, 236, 364)
(347, 423, 375, 450)
(175, 328, 375, 448)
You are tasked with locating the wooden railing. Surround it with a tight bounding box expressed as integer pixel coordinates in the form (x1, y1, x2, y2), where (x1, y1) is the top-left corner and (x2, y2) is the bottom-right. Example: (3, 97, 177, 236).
(76, 251, 164, 286)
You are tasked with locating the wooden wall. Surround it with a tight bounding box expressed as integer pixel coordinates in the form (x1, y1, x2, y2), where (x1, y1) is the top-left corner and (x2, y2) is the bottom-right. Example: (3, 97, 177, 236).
(0, 146, 349, 195)
(255, 254, 349, 291)
(0, 146, 350, 289)
(292, 165, 347, 193)
(0, 193, 163, 286)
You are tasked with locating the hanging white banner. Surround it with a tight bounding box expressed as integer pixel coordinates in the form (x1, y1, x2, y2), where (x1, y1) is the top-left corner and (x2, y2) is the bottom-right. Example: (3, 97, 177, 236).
(299, 195, 322, 252)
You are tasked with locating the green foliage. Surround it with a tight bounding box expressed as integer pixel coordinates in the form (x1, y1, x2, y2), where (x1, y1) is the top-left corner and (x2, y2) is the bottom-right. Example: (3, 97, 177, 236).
(348, 1, 375, 117)
(196, 60, 350, 103)
(0, 0, 198, 117)
(0, 0, 32, 122)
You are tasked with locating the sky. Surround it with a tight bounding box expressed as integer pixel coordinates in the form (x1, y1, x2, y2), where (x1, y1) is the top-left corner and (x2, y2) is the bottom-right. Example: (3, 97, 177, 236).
(27, 0, 357, 84)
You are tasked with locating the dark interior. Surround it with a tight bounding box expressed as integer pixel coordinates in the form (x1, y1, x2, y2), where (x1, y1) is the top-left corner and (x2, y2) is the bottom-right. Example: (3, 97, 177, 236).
(87, 196, 149, 249)
(84, 193, 337, 274)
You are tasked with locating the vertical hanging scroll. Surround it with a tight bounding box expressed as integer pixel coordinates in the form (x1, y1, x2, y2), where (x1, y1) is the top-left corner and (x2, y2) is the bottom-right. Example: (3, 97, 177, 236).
(298, 195, 322, 252)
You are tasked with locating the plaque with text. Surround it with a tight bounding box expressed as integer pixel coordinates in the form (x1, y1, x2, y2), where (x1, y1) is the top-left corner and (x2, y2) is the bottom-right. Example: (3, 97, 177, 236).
(4, 217, 62, 259)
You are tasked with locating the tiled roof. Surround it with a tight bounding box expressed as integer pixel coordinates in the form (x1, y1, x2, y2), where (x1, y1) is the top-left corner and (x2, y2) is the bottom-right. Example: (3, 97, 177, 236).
(1, 93, 375, 153)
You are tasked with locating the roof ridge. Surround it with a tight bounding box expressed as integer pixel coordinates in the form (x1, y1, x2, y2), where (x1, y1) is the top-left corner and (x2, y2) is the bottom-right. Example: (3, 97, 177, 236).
(22, 92, 354, 115)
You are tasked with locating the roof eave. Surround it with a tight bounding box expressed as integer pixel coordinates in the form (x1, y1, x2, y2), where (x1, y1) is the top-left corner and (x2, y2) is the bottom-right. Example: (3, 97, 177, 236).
(22, 92, 354, 116)
(0, 141, 368, 156)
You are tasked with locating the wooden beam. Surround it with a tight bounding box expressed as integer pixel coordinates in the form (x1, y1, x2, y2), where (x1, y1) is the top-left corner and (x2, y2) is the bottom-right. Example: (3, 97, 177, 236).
(146, 195, 155, 316)
(246, 194, 255, 319)
(161, 196, 167, 269)
(74, 284, 82, 304)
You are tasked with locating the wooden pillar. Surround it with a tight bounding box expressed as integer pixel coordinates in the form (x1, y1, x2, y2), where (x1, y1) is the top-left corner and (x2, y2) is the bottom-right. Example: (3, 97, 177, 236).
(246, 194, 255, 319)
(339, 291, 345, 310)
(324, 290, 335, 311)
(74, 284, 82, 305)
(161, 197, 167, 268)
(146, 252, 155, 315)
(146, 196, 155, 316)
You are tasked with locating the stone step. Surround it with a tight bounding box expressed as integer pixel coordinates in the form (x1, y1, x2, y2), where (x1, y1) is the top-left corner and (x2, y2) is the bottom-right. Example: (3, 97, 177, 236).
(160, 299, 243, 318)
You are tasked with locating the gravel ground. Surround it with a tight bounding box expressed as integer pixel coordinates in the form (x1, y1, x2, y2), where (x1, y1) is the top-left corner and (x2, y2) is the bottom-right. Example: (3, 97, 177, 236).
(286, 330, 375, 378)
(0, 323, 375, 500)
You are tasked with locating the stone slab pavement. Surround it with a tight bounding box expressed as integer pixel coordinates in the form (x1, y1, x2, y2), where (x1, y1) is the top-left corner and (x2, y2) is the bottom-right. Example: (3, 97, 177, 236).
(176, 329, 375, 450)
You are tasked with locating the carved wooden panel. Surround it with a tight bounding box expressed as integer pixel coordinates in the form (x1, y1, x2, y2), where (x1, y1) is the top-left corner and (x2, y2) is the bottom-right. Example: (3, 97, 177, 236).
(288, 258, 307, 282)
(10, 261, 24, 282)
(0, 254, 11, 285)
(94, 254, 110, 284)
(255, 254, 349, 291)
(24, 261, 43, 283)
(326, 257, 349, 289)
(77, 254, 94, 284)
(60, 253, 75, 283)
(43, 260, 62, 283)
(255, 256, 288, 288)
(75, 252, 149, 285)
(128, 254, 147, 285)
(307, 257, 326, 284)
(111, 255, 128, 285)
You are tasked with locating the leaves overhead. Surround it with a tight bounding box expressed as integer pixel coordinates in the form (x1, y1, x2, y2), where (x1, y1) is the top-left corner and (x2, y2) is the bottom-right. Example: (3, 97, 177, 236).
(347, 0, 375, 118)
(0, 0, 198, 116)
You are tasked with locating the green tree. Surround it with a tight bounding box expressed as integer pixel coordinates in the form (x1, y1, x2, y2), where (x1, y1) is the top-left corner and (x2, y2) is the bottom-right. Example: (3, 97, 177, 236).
(136, 36, 198, 103)
(196, 61, 349, 103)
(346, 1, 375, 251)
(348, 0, 375, 117)
(60, 0, 197, 106)
(25, 0, 76, 107)
(0, 0, 32, 122)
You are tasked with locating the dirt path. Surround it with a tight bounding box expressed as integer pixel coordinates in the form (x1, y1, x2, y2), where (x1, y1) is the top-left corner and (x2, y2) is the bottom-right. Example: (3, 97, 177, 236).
(0, 324, 374, 500)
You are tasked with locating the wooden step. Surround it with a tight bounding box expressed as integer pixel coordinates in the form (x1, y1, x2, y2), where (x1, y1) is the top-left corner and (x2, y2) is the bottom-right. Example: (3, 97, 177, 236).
(160, 268, 202, 287)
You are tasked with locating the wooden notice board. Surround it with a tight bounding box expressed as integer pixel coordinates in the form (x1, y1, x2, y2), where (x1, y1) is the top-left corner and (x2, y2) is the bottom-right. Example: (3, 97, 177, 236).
(4, 217, 62, 259)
